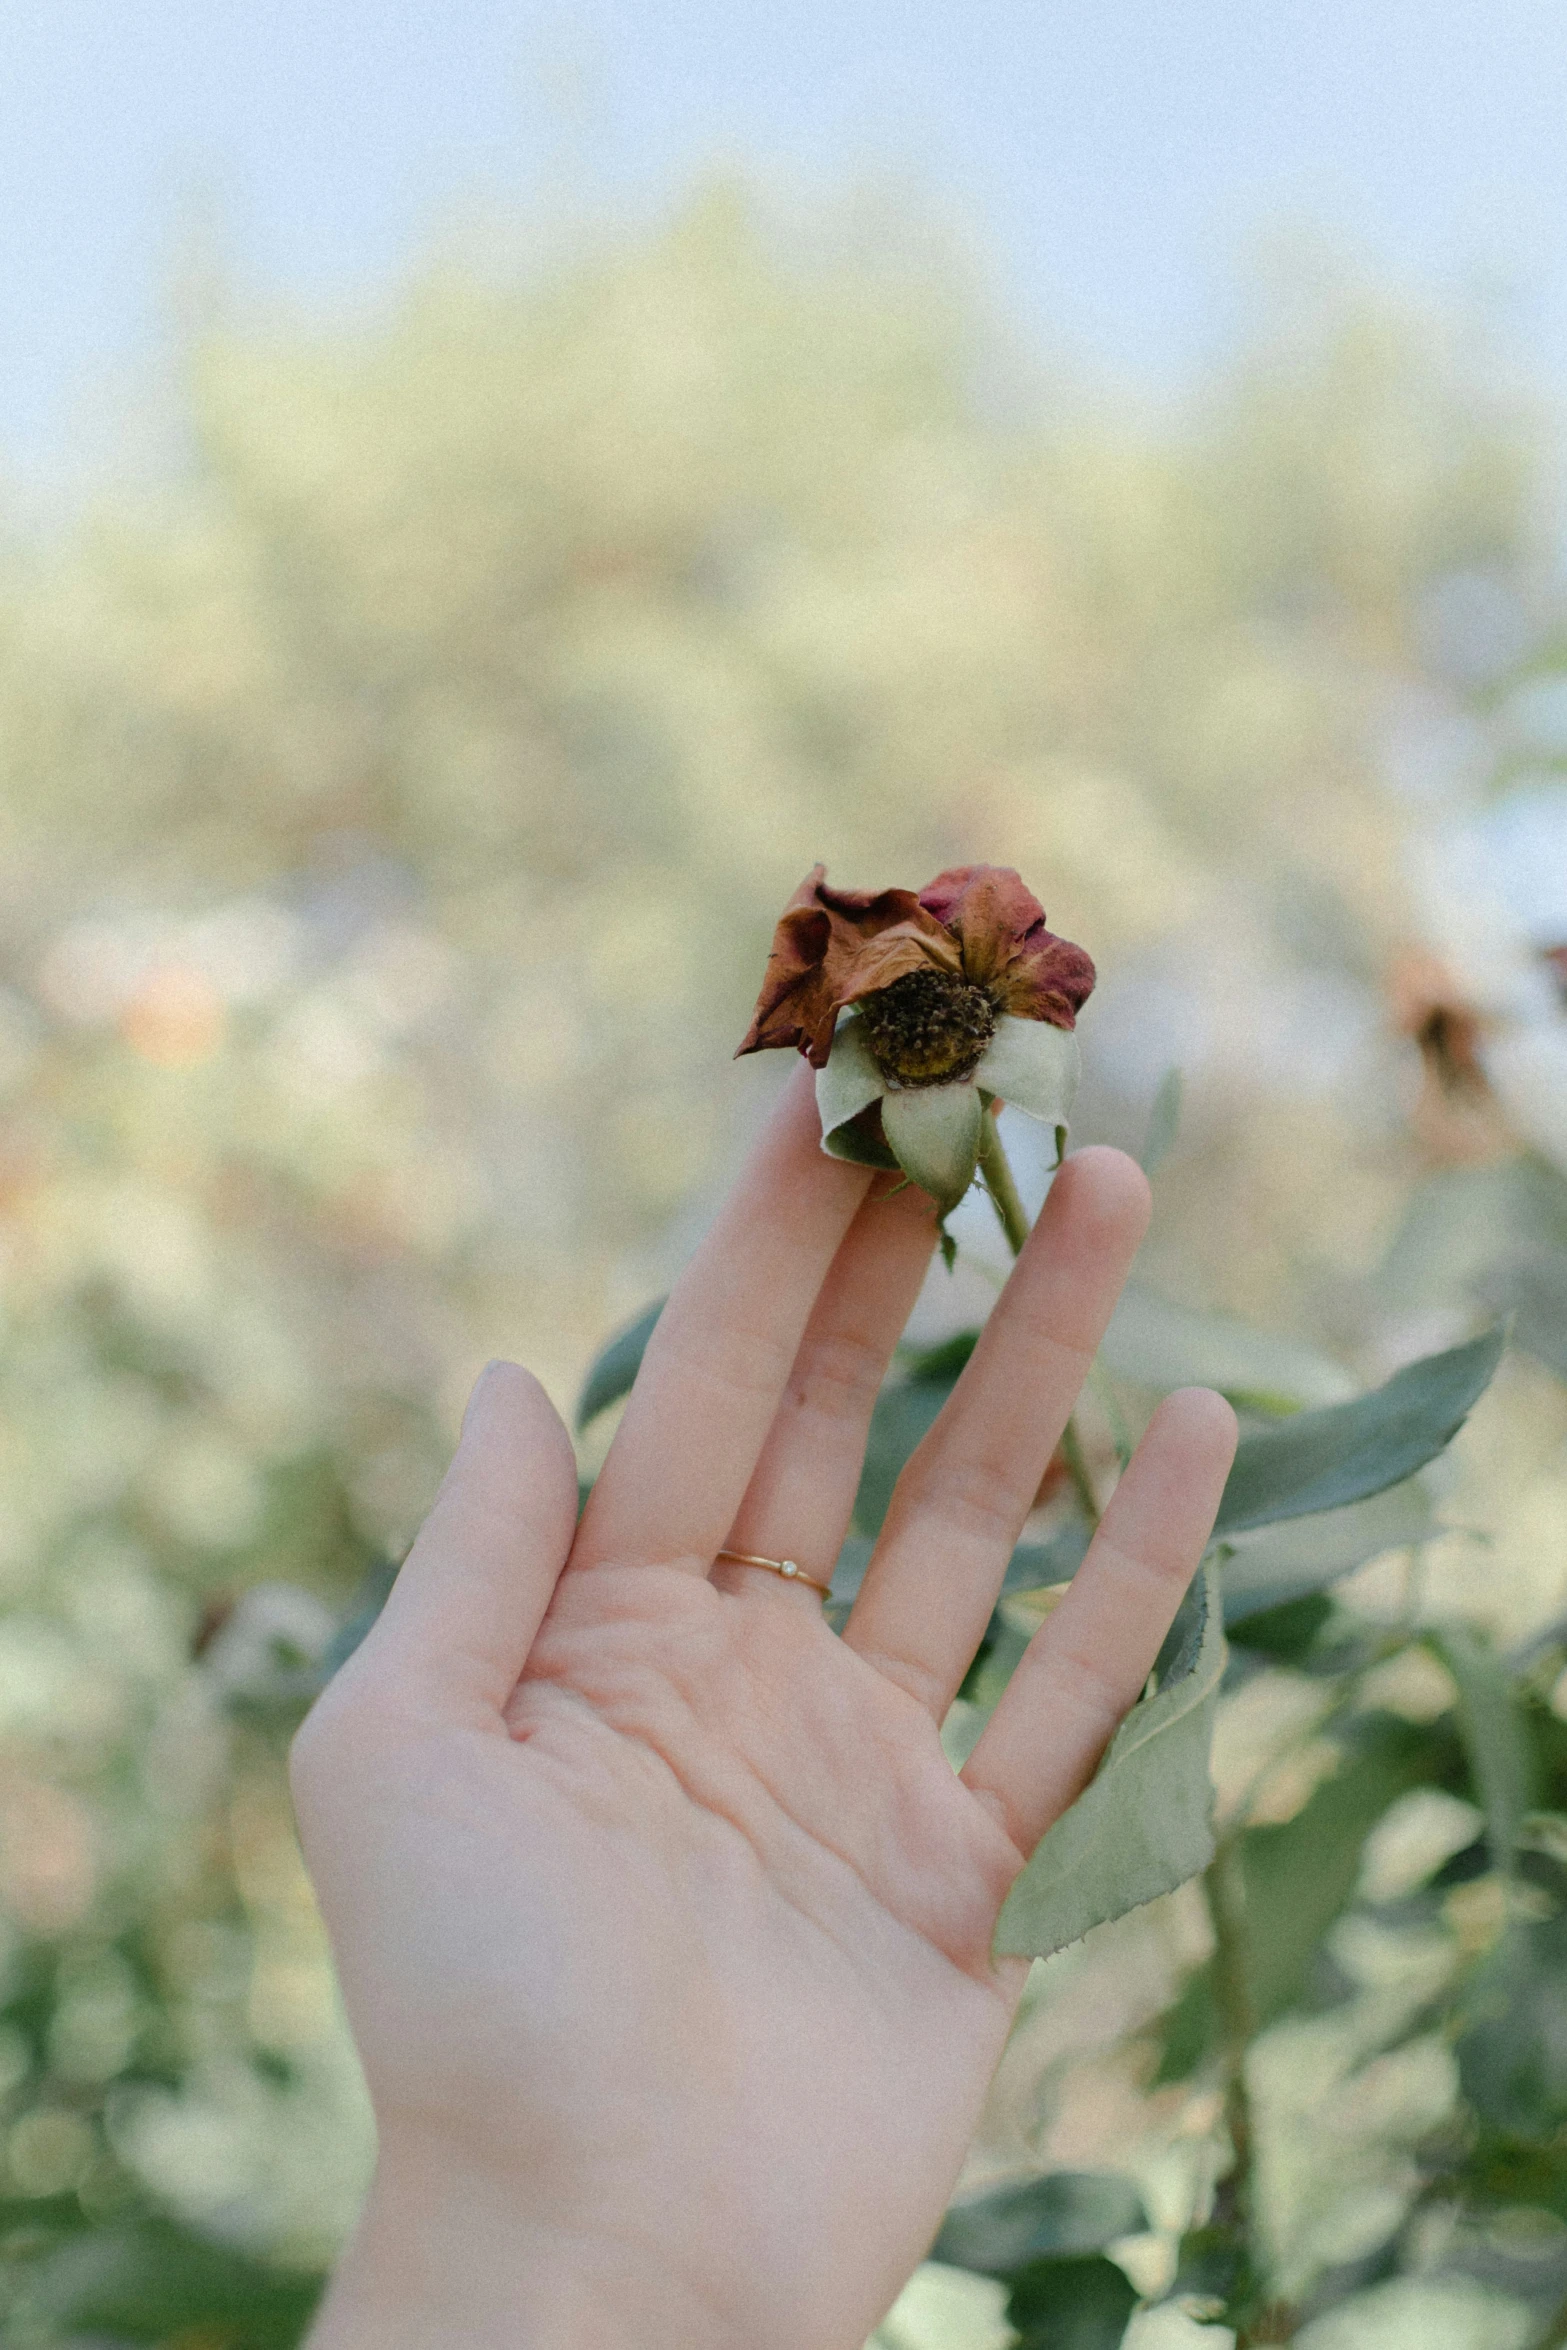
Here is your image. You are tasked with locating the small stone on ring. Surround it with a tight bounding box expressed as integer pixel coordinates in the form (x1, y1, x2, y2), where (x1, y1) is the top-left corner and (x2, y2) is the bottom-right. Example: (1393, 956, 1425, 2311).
(713, 1548, 831, 1597)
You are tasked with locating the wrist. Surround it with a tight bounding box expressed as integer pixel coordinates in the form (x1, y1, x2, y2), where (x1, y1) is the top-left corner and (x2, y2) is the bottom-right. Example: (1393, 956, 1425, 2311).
(307, 2146, 742, 2350)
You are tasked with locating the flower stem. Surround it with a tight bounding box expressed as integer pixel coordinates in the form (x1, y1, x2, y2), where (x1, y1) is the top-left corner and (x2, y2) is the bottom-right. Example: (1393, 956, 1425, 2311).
(1204, 1833, 1257, 2217)
(1090, 1361, 1135, 1470)
(1057, 1419, 1101, 1527)
(977, 1113, 1100, 1526)
(977, 1113, 1032, 1257)
(1201, 1830, 1288, 2341)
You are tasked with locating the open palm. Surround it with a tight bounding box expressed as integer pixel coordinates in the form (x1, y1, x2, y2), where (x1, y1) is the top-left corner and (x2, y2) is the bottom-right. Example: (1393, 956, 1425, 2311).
(293, 1071, 1235, 2350)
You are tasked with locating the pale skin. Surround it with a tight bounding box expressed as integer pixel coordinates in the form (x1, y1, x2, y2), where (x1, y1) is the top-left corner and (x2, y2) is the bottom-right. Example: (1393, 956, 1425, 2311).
(293, 1066, 1238, 2350)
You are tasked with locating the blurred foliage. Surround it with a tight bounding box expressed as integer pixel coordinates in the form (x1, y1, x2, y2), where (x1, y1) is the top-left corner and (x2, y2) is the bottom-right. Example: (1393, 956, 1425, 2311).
(0, 185, 1566, 2342)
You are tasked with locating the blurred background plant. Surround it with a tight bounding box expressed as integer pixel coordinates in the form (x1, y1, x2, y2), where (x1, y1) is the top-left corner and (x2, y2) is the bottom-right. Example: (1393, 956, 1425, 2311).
(0, 181, 1566, 2345)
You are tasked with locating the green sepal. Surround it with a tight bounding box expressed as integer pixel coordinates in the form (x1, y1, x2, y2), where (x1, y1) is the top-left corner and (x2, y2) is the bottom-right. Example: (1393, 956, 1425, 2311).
(881, 1082, 983, 1215)
(1138, 1065, 1183, 1173)
(822, 1110, 900, 1170)
(815, 1014, 884, 1143)
(971, 1015, 1081, 1126)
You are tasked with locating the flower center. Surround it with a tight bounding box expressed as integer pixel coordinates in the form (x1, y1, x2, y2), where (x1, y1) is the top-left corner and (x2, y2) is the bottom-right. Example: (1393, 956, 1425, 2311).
(858, 968, 997, 1087)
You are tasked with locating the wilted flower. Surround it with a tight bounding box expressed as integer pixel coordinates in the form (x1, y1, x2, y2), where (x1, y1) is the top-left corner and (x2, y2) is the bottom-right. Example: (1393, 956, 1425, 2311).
(738, 864, 1094, 1213)
(1386, 948, 1512, 1167)
(1389, 949, 1491, 1098)
(1404, 788, 1567, 1176)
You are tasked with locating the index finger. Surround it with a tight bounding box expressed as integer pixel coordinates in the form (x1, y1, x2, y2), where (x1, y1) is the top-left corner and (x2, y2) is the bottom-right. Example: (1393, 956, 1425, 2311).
(572, 1063, 873, 1575)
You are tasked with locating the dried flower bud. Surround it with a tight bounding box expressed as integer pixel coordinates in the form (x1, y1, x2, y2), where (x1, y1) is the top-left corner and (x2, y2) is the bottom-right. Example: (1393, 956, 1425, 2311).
(739, 863, 1094, 1214)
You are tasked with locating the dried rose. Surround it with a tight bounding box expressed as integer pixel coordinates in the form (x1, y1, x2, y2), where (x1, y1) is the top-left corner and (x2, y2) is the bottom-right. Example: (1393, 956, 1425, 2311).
(738, 863, 1094, 1213)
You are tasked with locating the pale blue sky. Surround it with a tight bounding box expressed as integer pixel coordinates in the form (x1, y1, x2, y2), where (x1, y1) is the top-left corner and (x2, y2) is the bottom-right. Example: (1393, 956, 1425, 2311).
(5, 1, 1567, 488)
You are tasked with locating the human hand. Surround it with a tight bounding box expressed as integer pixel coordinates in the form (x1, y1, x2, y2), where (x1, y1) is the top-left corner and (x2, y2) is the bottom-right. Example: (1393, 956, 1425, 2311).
(292, 1068, 1236, 2350)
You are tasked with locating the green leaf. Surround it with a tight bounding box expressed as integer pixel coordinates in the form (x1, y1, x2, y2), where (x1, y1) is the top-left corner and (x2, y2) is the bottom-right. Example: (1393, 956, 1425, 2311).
(1224, 1591, 1333, 1659)
(1005, 2253, 1138, 2350)
(1003, 1521, 1092, 1593)
(33, 2215, 322, 2345)
(994, 1560, 1227, 1959)
(858, 1340, 1098, 1559)
(1239, 1712, 1457, 2026)
(1211, 1326, 1504, 1537)
(830, 1521, 1089, 1629)
(873, 2262, 1016, 2349)
(855, 1380, 953, 1532)
(319, 1557, 400, 1677)
(1380, 1156, 1567, 1380)
(1099, 1281, 1355, 1412)
(972, 1016, 1081, 1126)
(576, 1297, 665, 1429)
(1289, 2274, 1535, 2349)
(1461, 2128, 1567, 2224)
(903, 1329, 981, 1381)
(933, 2172, 1148, 2274)
(1151, 1968, 1219, 2085)
(828, 1533, 877, 1607)
(882, 1082, 984, 1216)
(1138, 1067, 1183, 1175)
(1155, 1720, 1448, 2082)
(1428, 1623, 1534, 1872)
(1216, 1474, 1437, 1623)
(1459, 1907, 1567, 2140)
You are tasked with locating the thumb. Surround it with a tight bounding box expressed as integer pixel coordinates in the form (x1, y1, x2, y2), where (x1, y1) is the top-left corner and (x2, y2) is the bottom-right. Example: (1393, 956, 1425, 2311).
(352, 1361, 579, 1719)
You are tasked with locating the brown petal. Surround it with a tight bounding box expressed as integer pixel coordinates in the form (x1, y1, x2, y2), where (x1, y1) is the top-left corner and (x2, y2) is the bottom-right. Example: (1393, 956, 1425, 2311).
(918, 864, 1096, 1030)
(737, 866, 961, 1067)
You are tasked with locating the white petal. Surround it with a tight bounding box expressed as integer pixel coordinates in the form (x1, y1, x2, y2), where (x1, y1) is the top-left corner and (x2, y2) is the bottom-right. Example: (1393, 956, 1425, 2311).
(974, 1015, 1081, 1126)
(881, 1083, 983, 1215)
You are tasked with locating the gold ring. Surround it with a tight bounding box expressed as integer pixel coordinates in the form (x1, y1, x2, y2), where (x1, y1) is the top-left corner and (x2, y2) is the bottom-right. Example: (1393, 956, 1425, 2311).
(714, 1548, 832, 1597)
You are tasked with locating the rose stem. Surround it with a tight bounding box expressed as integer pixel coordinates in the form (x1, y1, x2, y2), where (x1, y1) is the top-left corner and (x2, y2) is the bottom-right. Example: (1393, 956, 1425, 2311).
(976, 1111, 1032, 1257)
(977, 1112, 1100, 1527)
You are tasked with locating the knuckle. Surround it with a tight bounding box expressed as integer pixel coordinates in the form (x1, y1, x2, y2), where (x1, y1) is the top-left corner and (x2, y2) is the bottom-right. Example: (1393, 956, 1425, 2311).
(900, 1449, 1032, 1545)
(1098, 1526, 1192, 1597)
(785, 1326, 886, 1422)
(1050, 1637, 1136, 1735)
(659, 1323, 796, 1408)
